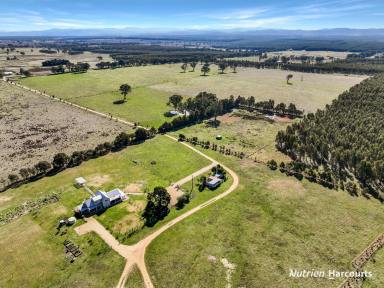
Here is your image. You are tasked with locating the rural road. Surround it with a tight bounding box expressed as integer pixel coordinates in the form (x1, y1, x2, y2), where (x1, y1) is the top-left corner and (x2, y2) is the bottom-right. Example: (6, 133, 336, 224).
(75, 134, 239, 288)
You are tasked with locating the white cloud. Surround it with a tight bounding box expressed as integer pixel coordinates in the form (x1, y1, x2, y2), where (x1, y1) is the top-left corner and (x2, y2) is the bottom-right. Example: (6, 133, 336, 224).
(204, 8, 269, 20)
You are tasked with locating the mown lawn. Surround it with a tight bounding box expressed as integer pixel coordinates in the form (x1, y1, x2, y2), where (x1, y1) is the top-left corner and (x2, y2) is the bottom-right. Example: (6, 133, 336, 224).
(146, 146, 384, 288)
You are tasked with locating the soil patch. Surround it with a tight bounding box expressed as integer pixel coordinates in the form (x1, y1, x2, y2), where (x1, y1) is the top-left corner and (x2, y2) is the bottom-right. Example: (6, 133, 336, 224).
(216, 114, 242, 124)
(88, 175, 112, 187)
(113, 214, 143, 234)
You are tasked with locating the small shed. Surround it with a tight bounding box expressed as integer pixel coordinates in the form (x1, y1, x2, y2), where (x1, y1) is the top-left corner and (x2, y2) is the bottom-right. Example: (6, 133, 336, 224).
(75, 177, 87, 187)
(216, 135, 222, 140)
(67, 217, 77, 225)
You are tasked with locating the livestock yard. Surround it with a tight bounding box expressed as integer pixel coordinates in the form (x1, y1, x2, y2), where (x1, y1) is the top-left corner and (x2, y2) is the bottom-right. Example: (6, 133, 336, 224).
(0, 81, 129, 183)
(19, 63, 365, 128)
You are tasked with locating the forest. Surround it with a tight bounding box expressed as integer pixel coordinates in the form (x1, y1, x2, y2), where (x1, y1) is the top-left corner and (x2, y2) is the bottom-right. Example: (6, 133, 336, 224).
(275, 75, 384, 200)
(224, 57, 384, 75)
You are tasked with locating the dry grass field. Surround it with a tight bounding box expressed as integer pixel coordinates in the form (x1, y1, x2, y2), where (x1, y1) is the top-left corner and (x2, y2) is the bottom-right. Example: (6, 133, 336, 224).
(0, 47, 112, 74)
(146, 145, 384, 288)
(0, 81, 129, 182)
(151, 67, 366, 112)
(170, 113, 291, 163)
(20, 64, 366, 129)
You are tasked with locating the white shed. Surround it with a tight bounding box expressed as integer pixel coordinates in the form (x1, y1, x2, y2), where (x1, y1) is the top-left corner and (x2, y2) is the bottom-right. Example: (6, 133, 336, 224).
(75, 177, 87, 187)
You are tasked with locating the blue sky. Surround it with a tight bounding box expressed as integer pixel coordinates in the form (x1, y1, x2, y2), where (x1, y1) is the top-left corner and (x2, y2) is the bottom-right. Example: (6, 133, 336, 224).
(0, 0, 383, 31)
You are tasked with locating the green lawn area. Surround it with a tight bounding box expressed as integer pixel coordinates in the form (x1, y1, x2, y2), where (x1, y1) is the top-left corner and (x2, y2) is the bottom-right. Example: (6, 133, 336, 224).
(19, 64, 365, 128)
(0, 202, 125, 288)
(0, 135, 212, 286)
(0, 135, 210, 214)
(19, 64, 204, 128)
(103, 169, 233, 245)
(146, 143, 384, 288)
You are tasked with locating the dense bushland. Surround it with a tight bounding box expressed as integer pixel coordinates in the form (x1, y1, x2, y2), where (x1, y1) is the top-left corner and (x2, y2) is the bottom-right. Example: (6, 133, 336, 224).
(275, 75, 384, 199)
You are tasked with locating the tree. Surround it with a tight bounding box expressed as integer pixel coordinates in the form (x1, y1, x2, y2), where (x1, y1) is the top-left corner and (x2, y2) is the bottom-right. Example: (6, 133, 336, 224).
(267, 160, 278, 170)
(286, 74, 293, 84)
(201, 63, 210, 76)
(52, 153, 69, 170)
(181, 63, 188, 73)
(218, 62, 227, 74)
(119, 84, 132, 102)
(142, 187, 171, 227)
(190, 61, 197, 72)
(198, 176, 207, 191)
(134, 128, 149, 142)
(167, 94, 183, 110)
(230, 63, 238, 73)
(175, 192, 191, 210)
(8, 174, 19, 183)
(113, 132, 133, 149)
(34, 161, 52, 174)
(212, 100, 223, 127)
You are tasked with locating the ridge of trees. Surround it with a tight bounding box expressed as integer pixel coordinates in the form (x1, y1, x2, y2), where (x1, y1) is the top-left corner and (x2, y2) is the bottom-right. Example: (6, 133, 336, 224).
(275, 75, 384, 200)
(159, 93, 303, 133)
(223, 57, 384, 75)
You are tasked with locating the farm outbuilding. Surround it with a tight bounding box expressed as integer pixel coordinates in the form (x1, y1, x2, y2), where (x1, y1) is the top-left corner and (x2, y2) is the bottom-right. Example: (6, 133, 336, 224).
(75, 177, 87, 187)
(206, 176, 224, 189)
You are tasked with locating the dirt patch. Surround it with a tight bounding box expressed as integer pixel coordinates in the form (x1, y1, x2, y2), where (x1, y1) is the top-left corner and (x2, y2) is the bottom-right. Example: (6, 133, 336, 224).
(88, 175, 112, 187)
(167, 187, 184, 206)
(126, 200, 146, 213)
(124, 182, 145, 194)
(113, 214, 143, 234)
(0, 81, 128, 183)
(274, 116, 292, 123)
(216, 114, 242, 124)
(267, 178, 305, 198)
(51, 205, 68, 216)
(0, 195, 13, 204)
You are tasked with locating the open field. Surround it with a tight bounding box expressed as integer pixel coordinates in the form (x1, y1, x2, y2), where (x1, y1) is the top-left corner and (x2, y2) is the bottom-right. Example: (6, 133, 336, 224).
(19, 64, 365, 128)
(146, 146, 384, 288)
(0, 81, 129, 182)
(151, 67, 366, 112)
(170, 112, 291, 163)
(0, 47, 112, 74)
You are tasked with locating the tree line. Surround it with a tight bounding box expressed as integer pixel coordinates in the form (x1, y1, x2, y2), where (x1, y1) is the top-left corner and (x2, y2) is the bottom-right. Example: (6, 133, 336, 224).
(223, 58, 384, 75)
(275, 75, 384, 200)
(159, 92, 303, 133)
(2, 128, 155, 192)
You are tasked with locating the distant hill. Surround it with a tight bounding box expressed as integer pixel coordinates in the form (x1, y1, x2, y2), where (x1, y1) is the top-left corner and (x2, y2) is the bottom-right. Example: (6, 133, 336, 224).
(1, 28, 384, 40)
